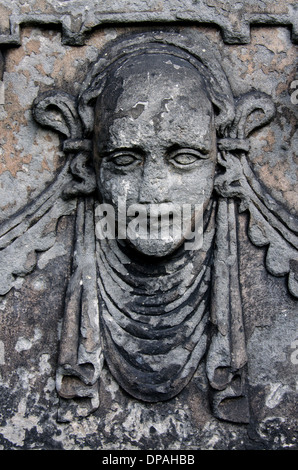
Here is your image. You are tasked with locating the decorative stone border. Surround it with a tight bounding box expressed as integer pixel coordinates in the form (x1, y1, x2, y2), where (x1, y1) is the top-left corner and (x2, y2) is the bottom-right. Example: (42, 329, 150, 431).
(0, 5, 297, 46)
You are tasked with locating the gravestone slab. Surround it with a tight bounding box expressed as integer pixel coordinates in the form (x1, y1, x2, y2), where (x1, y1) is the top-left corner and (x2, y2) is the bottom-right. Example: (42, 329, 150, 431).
(0, 0, 297, 450)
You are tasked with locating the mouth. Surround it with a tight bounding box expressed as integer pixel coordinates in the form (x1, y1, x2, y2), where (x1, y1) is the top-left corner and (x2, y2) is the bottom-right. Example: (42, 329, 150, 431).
(95, 199, 203, 255)
(124, 210, 189, 257)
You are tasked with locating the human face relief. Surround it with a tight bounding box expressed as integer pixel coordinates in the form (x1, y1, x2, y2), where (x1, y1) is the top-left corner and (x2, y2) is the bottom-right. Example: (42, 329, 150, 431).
(93, 54, 217, 256)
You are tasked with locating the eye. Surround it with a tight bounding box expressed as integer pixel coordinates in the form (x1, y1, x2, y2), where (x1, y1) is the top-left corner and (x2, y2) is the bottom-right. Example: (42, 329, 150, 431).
(109, 152, 143, 169)
(169, 148, 208, 168)
(172, 153, 198, 165)
(112, 154, 136, 166)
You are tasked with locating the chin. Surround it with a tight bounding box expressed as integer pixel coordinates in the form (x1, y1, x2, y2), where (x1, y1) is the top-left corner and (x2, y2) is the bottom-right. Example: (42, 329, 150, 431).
(125, 236, 185, 258)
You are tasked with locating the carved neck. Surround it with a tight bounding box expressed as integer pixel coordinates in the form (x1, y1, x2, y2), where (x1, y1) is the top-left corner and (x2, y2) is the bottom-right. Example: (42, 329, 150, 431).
(95, 200, 216, 401)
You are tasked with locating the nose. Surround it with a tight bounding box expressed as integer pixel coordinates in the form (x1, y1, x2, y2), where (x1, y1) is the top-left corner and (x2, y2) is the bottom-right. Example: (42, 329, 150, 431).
(138, 157, 170, 204)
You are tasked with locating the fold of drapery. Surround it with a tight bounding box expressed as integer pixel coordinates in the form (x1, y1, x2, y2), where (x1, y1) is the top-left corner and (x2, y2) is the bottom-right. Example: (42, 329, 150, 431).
(206, 197, 249, 423)
(95, 225, 214, 403)
(56, 197, 103, 422)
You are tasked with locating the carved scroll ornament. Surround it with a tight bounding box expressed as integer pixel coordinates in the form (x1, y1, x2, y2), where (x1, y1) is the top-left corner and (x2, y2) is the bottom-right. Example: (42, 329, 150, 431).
(0, 30, 297, 423)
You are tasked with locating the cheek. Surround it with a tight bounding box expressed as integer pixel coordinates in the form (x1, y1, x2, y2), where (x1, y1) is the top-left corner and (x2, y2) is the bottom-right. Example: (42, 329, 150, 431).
(168, 161, 216, 205)
(199, 161, 216, 201)
(97, 166, 141, 205)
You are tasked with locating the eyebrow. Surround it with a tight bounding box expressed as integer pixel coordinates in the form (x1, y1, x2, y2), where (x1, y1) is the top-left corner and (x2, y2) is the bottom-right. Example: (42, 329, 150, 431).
(166, 142, 211, 155)
(98, 145, 146, 158)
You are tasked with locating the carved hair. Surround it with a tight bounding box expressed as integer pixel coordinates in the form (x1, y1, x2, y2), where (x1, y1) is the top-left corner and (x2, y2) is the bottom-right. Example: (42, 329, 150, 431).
(77, 30, 235, 138)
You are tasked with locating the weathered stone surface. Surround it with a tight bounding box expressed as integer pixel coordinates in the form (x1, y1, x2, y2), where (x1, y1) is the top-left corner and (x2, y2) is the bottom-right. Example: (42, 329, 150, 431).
(0, 0, 297, 45)
(0, 1, 297, 451)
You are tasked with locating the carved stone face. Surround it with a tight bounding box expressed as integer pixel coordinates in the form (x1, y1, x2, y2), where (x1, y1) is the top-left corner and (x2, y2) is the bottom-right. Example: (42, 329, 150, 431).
(93, 53, 217, 256)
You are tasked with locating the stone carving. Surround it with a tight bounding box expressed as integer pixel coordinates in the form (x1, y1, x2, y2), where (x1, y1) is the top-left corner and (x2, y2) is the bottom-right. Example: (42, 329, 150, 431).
(0, 3, 297, 46)
(0, 30, 297, 424)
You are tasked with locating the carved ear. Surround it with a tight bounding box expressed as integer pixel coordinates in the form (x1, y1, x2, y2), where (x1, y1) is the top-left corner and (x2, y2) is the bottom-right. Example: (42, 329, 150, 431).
(229, 91, 276, 139)
(62, 148, 97, 198)
(32, 91, 82, 139)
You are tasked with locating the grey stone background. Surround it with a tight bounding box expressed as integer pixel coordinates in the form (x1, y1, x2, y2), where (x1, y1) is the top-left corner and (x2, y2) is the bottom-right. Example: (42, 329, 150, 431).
(0, 0, 297, 450)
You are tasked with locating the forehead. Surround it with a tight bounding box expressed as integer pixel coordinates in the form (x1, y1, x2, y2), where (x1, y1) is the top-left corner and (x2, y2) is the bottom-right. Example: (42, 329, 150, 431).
(95, 53, 214, 149)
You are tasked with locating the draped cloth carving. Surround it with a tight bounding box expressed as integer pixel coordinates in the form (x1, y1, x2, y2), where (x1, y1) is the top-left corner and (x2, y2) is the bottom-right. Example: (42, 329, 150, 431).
(0, 31, 297, 423)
